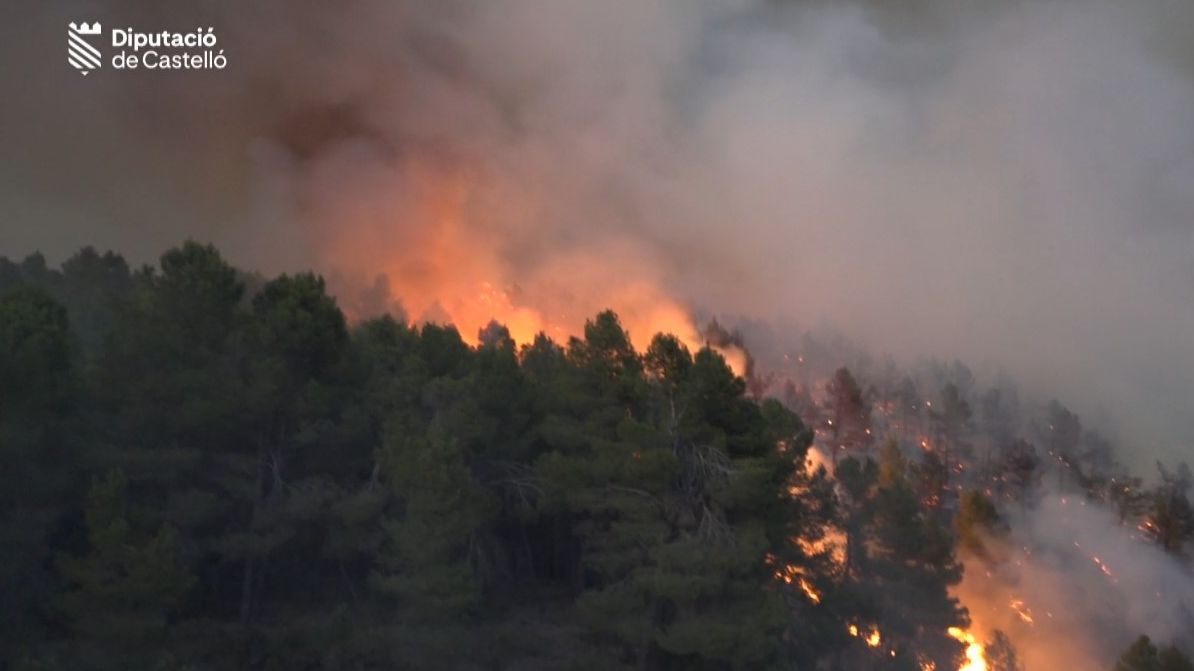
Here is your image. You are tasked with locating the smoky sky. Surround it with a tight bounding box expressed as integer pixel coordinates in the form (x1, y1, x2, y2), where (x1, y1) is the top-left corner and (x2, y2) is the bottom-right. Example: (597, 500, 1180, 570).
(2, 0, 1193, 466)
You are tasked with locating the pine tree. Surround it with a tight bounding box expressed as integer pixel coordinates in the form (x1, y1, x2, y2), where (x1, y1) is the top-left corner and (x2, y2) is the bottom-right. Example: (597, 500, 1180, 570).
(57, 471, 193, 668)
(1144, 464, 1194, 555)
(985, 630, 1023, 671)
(1043, 400, 1082, 491)
(954, 490, 1006, 558)
(0, 287, 80, 661)
(373, 435, 493, 618)
(930, 383, 972, 481)
(992, 438, 1041, 504)
(837, 447, 967, 670)
(824, 367, 871, 466)
(1114, 635, 1194, 671)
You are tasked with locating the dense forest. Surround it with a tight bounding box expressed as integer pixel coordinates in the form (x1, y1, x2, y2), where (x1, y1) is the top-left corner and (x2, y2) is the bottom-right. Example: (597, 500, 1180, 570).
(1, 243, 1191, 670)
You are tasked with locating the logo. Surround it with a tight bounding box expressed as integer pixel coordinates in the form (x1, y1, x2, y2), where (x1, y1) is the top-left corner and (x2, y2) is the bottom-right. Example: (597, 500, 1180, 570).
(66, 21, 228, 76)
(68, 22, 103, 76)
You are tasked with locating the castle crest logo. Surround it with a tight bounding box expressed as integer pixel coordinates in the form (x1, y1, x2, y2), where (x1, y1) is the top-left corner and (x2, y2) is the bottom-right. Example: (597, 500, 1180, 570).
(68, 22, 103, 75)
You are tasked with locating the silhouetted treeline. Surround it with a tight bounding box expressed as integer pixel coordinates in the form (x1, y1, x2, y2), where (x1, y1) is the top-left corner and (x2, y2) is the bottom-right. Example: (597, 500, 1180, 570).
(1, 244, 1190, 670)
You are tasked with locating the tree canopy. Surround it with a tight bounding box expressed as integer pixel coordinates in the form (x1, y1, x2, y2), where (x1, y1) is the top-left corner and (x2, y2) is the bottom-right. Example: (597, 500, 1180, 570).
(2, 243, 1188, 670)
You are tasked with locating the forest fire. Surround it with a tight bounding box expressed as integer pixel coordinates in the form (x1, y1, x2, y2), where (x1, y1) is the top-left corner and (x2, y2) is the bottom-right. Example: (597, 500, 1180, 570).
(948, 627, 988, 671)
(767, 555, 823, 604)
(843, 621, 990, 671)
(8, 0, 1194, 666)
(321, 175, 749, 374)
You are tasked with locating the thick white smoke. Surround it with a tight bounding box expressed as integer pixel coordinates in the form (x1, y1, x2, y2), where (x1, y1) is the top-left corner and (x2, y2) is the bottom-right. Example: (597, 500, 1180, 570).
(959, 494, 1194, 670)
(2, 0, 1192, 464)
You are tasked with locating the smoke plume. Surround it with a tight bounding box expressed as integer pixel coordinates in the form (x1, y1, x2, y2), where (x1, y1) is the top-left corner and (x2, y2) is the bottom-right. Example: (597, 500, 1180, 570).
(958, 494, 1194, 669)
(2, 0, 1192, 464)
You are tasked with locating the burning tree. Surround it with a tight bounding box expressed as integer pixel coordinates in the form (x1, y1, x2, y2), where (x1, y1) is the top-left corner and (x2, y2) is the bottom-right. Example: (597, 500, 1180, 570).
(1143, 463, 1194, 556)
(930, 383, 972, 483)
(832, 444, 968, 670)
(984, 630, 1023, 671)
(5, 243, 1191, 671)
(824, 367, 873, 467)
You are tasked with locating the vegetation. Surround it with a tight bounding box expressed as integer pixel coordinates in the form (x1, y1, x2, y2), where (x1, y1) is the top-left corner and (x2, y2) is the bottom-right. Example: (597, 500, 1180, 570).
(1, 243, 1190, 670)
(1114, 636, 1194, 671)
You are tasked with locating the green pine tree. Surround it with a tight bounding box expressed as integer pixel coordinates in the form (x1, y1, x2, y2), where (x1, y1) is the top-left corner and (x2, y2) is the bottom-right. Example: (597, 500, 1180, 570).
(57, 470, 193, 668)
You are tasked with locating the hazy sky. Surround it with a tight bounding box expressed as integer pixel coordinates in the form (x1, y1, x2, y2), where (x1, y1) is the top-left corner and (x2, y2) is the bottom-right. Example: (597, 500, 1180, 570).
(3, 0, 1192, 466)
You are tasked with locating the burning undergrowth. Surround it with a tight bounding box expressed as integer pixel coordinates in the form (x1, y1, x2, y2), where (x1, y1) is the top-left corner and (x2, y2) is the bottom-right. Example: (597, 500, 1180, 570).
(957, 494, 1194, 670)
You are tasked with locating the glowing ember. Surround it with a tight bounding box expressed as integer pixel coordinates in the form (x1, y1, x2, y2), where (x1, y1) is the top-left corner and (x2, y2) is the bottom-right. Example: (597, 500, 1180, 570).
(767, 556, 823, 604)
(847, 623, 882, 648)
(1091, 555, 1115, 580)
(804, 446, 832, 475)
(798, 576, 822, 604)
(1009, 598, 1035, 625)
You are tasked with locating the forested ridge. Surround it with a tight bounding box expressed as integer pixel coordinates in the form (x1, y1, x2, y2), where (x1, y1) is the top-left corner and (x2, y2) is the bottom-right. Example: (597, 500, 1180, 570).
(1, 243, 1191, 670)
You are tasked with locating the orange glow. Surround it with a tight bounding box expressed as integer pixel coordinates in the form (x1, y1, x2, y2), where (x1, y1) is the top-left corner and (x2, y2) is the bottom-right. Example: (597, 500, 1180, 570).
(1009, 598, 1035, 625)
(794, 528, 846, 571)
(804, 445, 832, 475)
(948, 627, 988, 671)
(767, 555, 823, 604)
(847, 623, 882, 648)
(798, 576, 822, 604)
(321, 172, 746, 374)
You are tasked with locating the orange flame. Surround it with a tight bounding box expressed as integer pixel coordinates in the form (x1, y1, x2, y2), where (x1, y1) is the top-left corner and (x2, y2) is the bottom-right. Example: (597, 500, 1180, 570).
(948, 627, 988, 671)
(798, 576, 822, 604)
(767, 555, 823, 604)
(322, 172, 745, 374)
(847, 623, 882, 648)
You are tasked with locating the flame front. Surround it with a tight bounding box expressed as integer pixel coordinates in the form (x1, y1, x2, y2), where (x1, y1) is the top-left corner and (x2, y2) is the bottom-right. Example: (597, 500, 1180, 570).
(948, 627, 987, 671)
(320, 172, 746, 374)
